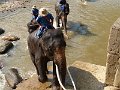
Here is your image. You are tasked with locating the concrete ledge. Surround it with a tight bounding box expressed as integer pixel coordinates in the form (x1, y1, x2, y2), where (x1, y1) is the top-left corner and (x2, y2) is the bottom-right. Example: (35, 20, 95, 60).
(15, 61, 107, 90)
(66, 61, 106, 90)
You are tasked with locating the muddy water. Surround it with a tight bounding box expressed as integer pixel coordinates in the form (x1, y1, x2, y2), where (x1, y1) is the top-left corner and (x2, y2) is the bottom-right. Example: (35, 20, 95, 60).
(66, 0, 120, 66)
(0, 0, 120, 88)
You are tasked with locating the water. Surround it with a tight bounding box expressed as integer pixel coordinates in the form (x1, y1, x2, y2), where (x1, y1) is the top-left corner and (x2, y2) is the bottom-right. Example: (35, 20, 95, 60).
(66, 0, 120, 66)
(0, 70, 5, 90)
(0, 0, 120, 89)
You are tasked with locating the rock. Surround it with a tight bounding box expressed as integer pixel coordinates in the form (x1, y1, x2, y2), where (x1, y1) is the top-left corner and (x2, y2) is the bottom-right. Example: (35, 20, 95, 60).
(3, 83, 13, 90)
(16, 74, 51, 90)
(0, 28, 5, 35)
(16, 66, 53, 90)
(1, 35, 20, 41)
(5, 68, 23, 89)
(0, 40, 13, 54)
(0, 70, 6, 90)
(0, 62, 3, 69)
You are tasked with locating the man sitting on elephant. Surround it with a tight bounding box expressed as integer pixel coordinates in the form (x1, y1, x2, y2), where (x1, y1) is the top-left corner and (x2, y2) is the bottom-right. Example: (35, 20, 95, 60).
(35, 8, 54, 38)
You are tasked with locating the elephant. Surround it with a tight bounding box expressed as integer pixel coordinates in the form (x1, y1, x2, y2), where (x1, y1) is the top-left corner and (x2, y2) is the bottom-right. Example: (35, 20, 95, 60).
(27, 21, 67, 90)
(55, 2, 70, 36)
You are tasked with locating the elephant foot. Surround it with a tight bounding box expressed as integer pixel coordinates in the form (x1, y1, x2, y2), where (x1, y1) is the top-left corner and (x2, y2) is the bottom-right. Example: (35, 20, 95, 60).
(38, 75, 48, 83)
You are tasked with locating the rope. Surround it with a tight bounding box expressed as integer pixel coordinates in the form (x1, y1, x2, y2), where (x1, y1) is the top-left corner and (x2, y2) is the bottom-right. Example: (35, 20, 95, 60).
(67, 66, 77, 90)
(55, 64, 77, 90)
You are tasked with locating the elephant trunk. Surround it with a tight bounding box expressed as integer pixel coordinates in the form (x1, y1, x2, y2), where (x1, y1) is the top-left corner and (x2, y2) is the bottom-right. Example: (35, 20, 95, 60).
(53, 47, 66, 90)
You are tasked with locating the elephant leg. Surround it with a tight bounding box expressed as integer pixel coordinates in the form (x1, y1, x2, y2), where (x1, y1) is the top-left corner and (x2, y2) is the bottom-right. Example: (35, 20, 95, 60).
(56, 13, 60, 27)
(61, 15, 67, 35)
(44, 58, 49, 74)
(29, 52, 40, 75)
(35, 56, 48, 83)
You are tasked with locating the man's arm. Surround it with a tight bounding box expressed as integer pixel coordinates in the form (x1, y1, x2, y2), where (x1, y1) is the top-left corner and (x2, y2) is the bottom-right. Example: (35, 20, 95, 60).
(49, 14, 54, 25)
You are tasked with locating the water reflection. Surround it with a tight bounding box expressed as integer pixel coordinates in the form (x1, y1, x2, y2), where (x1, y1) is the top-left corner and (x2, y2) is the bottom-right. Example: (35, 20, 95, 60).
(68, 21, 97, 36)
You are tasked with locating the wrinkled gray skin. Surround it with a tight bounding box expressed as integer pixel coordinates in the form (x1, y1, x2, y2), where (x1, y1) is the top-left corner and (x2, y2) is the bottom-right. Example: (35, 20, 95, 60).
(55, 2, 70, 35)
(27, 22, 67, 90)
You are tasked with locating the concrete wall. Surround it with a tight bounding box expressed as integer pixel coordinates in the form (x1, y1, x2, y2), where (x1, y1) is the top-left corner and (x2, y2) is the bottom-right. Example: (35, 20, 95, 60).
(105, 17, 120, 90)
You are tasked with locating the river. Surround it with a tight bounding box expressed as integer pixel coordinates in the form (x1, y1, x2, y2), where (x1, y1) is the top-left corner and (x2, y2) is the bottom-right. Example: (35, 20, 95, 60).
(0, 0, 120, 89)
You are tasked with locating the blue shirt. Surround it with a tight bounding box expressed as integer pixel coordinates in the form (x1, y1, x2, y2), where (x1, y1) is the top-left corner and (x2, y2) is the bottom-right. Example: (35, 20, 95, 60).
(32, 8, 39, 16)
(36, 13, 54, 28)
(60, 4, 65, 11)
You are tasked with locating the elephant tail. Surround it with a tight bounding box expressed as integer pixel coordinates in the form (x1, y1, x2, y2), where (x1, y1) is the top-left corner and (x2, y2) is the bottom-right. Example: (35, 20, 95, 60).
(55, 64, 77, 90)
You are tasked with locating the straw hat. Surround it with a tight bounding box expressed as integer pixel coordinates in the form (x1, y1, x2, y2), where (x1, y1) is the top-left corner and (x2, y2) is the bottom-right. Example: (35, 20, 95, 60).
(32, 5, 36, 9)
(39, 8, 48, 16)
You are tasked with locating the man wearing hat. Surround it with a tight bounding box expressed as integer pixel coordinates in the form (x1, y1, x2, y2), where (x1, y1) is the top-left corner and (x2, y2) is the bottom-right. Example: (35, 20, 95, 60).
(35, 8, 54, 38)
(31, 5, 39, 19)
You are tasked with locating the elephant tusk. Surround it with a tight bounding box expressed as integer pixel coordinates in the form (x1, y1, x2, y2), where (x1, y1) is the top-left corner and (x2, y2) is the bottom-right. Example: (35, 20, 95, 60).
(55, 64, 77, 90)
(55, 64, 66, 90)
